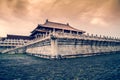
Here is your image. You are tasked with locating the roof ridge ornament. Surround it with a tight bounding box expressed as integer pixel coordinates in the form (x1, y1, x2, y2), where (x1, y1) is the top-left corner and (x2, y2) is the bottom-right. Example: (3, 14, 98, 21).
(66, 23, 69, 26)
(46, 19, 49, 23)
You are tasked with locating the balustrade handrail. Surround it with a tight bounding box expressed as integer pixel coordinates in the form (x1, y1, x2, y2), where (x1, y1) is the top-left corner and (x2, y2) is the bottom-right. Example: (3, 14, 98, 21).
(51, 32, 120, 42)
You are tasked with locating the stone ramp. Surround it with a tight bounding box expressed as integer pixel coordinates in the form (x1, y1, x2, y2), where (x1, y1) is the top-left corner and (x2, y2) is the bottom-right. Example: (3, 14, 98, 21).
(2, 36, 50, 54)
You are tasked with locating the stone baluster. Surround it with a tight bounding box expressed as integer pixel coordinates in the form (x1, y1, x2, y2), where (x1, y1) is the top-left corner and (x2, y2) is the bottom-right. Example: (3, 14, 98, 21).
(99, 35, 102, 39)
(91, 34, 93, 38)
(86, 33, 89, 37)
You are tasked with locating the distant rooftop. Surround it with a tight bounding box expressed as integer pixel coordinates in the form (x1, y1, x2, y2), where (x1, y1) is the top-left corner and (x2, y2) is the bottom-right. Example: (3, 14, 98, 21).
(6, 34, 33, 40)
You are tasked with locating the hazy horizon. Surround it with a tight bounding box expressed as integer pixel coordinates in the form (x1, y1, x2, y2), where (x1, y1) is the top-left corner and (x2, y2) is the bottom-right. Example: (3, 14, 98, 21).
(0, 0, 120, 38)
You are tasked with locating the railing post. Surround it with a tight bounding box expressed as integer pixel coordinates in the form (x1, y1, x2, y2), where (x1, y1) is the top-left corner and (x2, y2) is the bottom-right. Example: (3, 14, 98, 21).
(50, 35, 58, 58)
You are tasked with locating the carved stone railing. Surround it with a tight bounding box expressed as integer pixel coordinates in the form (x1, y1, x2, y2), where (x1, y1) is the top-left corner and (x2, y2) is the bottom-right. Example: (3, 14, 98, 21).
(51, 32, 120, 42)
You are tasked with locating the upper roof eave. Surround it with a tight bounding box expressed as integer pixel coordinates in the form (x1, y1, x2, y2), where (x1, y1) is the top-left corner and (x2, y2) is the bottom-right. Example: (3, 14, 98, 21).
(39, 24, 85, 33)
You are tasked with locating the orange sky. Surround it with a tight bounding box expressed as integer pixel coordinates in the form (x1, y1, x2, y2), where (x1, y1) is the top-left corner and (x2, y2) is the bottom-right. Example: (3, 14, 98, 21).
(0, 0, 120, 38)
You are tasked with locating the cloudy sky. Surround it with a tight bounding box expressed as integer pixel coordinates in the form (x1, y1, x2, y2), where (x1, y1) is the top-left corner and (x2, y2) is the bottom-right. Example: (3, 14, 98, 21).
(0, 0, 120, 38)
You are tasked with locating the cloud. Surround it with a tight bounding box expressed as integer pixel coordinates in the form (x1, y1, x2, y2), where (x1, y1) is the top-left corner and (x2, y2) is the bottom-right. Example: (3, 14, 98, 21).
(90, 18, 107, 26)
(0, 0, 120, 37)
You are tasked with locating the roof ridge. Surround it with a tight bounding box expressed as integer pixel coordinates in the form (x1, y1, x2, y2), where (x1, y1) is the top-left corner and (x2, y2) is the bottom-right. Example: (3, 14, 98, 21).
(45, 20, 69, 26)
(34, 20, 85, 33)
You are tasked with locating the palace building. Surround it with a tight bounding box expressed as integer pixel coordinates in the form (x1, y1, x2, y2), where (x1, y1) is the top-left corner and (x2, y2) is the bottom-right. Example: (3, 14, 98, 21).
(30, 19, 85, 39)
(1, 20, 120, 59)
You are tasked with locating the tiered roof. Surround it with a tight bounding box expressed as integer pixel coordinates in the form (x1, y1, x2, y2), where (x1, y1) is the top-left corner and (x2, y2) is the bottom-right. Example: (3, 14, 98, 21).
(31, 20, 85, 33)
